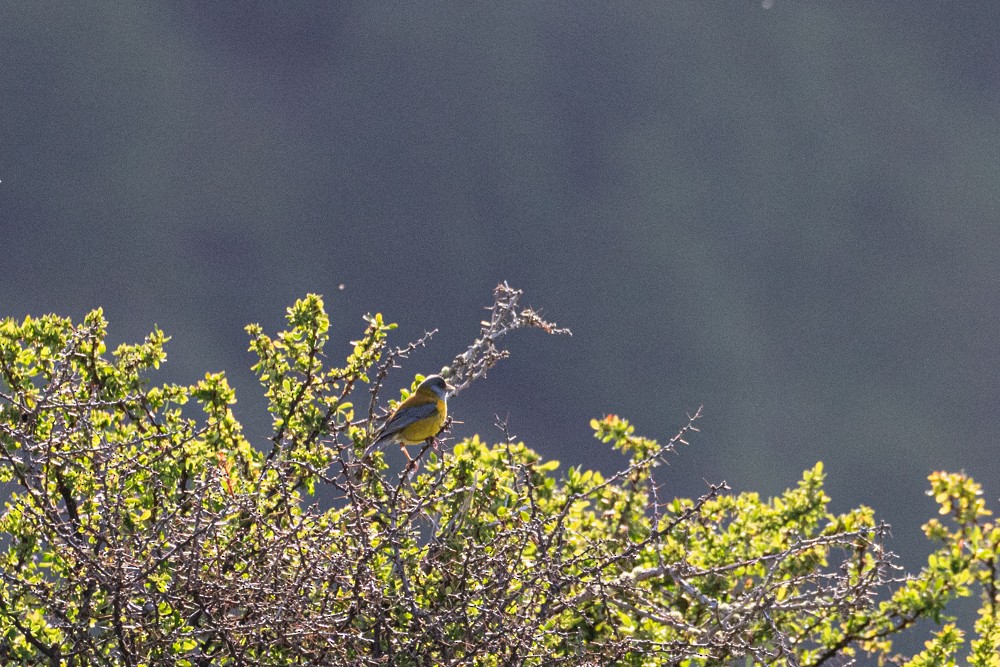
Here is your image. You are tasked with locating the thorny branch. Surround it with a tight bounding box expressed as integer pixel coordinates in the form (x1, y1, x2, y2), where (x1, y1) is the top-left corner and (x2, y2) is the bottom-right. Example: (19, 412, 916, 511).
(445, 281, 570, 395)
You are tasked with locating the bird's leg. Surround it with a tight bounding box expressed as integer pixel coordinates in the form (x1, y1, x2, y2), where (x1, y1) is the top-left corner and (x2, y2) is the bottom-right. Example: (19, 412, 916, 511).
(400, 444, 420, 473)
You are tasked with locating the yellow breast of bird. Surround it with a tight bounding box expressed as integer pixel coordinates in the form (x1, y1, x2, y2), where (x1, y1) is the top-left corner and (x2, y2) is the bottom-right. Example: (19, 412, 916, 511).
(397, 395, 447, 444)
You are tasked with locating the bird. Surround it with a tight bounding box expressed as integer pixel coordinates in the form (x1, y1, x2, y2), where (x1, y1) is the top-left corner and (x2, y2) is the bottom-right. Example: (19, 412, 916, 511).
(365, 375, 454, 461)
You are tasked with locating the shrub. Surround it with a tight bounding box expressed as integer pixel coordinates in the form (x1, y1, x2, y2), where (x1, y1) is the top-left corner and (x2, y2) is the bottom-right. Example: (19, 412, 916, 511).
(0, 285, 997, 665)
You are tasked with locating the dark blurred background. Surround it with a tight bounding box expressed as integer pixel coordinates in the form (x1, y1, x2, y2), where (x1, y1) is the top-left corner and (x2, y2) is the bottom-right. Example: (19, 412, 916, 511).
(3, 0, 999, 624)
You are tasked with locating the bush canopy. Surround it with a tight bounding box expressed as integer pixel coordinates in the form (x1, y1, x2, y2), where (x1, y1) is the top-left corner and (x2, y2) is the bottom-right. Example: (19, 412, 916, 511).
(0, 285, 997, 665)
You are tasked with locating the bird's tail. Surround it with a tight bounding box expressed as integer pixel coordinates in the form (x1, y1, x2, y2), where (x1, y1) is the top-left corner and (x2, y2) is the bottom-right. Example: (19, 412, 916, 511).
(362, 429, 396, 460)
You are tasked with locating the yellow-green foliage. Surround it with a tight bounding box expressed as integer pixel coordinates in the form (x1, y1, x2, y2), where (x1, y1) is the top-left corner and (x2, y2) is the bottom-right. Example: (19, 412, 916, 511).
(0, 298, 996, 665)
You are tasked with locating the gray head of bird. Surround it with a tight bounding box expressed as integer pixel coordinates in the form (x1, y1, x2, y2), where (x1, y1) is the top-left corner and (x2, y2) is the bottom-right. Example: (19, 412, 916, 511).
(418, 375, 454, 399)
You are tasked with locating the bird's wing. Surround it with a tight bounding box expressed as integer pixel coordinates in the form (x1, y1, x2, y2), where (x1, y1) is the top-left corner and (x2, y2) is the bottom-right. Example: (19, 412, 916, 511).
(369, 402, 440, 449)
